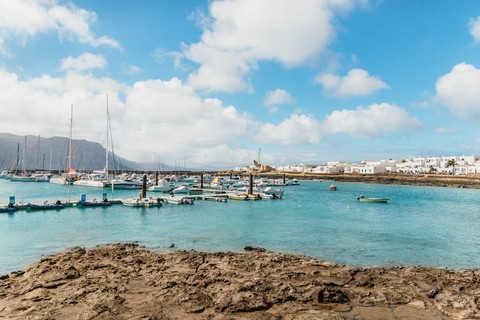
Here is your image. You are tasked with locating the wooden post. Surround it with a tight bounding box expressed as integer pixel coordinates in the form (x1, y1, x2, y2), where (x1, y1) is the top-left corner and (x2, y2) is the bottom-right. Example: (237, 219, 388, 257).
(283, 174, 286, 184)
(200, 173, 204, 189)
(249, 174, 253, 195)
(155, 171, 159, 186)
(142, 174, 147, 198)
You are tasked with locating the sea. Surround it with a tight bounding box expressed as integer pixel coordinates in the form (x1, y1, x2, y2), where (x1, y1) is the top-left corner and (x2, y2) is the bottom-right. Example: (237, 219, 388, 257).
(1, 178, 479, 274)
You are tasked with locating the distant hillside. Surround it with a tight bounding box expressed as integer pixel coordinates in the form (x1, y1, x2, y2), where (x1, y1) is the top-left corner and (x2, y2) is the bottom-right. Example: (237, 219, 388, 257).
(0, 133, 141, 172)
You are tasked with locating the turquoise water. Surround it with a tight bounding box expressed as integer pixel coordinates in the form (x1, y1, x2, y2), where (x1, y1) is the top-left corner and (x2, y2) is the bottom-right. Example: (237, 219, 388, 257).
(1, 179, 480, 273)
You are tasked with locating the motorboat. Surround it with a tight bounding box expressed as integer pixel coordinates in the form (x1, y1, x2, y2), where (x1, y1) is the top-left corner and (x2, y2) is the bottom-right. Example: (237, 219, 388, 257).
(357, 195, 390, 203)
(78, 199, 112, 206)
(121, 198, 143, 207)
(141, 197, 162, 207)
(329, 184, 337, 190)
(111, 179, 144, 189)
(148, 182, 174, 192)
(228, 193, 248, 200)
(73, 171, 108, 188)
(0, 205, 17, 212)
(27, 201, 65, 210)
(262, 187, 284, 198)
(173, 185, 191, 194)
(164, 196, 187, 205)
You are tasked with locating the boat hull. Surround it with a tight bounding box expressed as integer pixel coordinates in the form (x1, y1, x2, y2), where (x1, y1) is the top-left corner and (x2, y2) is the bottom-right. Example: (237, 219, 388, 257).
(358, 198, 390, 203)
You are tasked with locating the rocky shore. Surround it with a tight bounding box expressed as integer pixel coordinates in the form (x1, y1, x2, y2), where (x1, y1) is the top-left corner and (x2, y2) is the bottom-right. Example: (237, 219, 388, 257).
(1, 243, 479, 319)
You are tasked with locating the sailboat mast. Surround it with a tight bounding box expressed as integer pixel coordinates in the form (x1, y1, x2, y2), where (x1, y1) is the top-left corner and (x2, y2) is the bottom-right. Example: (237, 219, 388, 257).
(65, 104, 73, 171)
(22, 136, 26, 176)
(35, 135, 40, 171)
(106, 95, 109, 180)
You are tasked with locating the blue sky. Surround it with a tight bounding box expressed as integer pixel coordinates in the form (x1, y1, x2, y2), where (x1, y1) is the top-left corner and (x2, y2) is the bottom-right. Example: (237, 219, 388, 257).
(1, 0, 480, 168)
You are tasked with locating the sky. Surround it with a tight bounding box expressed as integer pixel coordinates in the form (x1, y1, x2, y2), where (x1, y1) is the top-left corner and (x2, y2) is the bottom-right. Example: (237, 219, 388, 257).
(1, 0, 480, 169)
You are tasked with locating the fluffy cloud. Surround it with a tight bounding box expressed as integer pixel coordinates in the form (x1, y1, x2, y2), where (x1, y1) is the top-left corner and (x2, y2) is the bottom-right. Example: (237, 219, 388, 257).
(435, 62, 480, 120)
(0, 68, 255, 166)
(263, 89, 296, 107)
(181, 0, 365, 92)
(255, 103, 421, 144)
(314, 69, 390, 98)
(0, 0, 121, 55)
(469, 16, 480, 42)
(59, 53, 107, 71)
(322, 103, 422, 138)
(255, 114, 323, 145)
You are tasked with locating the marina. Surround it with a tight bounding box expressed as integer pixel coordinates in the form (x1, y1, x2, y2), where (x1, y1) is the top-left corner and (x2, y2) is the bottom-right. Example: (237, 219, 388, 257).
(1, 178, 480, 275)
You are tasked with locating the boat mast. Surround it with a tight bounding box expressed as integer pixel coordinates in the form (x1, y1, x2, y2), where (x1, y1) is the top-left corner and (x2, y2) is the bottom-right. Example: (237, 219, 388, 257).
(65, 104, 73, 172)
(35, 135, 40, 171)
(22, 136, 26, 176)
(106, 95, 109, 180)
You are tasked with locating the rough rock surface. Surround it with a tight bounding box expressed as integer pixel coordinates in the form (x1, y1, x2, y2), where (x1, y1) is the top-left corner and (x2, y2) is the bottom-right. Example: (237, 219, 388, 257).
(1, 243, 478, 319)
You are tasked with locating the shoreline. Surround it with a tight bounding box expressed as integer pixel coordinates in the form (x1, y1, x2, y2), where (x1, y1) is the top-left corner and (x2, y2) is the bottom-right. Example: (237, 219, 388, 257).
(1, 243, 477, 319)
(242, 172, 480, 189)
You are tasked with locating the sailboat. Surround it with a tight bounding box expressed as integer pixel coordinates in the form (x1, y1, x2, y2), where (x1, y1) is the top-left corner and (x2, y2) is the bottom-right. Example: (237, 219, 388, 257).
(104, 96, 142, 189)
(50, 105, 78, 185)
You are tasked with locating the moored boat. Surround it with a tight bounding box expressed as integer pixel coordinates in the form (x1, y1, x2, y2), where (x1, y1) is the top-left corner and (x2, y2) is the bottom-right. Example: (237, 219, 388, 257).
(78, 199, 112, 206)
(121, 198, 143, 207)
(228, 193, 248, 200)
(0, 205, 17, 212)
(27, 201, 65, 210)
(329, 184, 337, 190)
(357, 195, 390, 203)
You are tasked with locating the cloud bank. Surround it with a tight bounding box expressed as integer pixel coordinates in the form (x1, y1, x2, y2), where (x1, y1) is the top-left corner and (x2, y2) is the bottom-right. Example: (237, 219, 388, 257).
(0, 0, 121, 56)
(180, 0, 365, 93)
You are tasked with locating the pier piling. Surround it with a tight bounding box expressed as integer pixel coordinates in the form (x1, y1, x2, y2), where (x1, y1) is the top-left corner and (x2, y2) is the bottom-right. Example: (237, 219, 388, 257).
(142, 174, 147, 198)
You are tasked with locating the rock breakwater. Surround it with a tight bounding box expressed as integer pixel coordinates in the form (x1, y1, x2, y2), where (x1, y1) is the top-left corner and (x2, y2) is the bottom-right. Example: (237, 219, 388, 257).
(1, 243, 478, 319)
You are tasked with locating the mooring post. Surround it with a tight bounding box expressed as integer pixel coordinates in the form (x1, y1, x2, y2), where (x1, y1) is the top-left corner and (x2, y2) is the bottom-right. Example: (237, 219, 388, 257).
(283, 174, 286, 184)
(249, 174, 253, 195)
(142, 174, 147, 198)
(155, 171, 159, 186)
(200, 173, 204, 189)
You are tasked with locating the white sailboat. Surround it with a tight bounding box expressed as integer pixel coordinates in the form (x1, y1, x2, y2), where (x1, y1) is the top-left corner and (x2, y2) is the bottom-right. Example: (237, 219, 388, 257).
(50, 105, 78, 185)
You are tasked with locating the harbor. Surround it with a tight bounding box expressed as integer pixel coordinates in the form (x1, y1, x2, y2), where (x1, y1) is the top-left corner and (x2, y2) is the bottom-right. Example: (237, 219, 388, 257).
(2, 178, 480, 275)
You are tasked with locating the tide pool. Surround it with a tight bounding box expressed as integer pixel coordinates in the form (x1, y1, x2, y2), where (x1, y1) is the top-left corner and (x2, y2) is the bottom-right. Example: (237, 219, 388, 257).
(1, 179, 479, 274)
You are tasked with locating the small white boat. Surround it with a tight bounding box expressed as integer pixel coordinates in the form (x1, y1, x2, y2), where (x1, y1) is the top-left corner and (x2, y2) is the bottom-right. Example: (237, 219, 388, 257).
(173, 185, 191, 194)
(228, 193, 248, 200)
(148, 182, 174, 192)
(121, 198, 143, 207)
(164, 196, 186, 205)
(262, 187, 284, 198)
(258, 193, 274, 199)
(111, 179, 143, 189)
(141, 197, 162, 207)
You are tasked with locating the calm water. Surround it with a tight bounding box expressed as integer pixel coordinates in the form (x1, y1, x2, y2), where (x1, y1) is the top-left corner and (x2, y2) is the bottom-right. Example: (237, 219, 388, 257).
(1, 179, 480, 274)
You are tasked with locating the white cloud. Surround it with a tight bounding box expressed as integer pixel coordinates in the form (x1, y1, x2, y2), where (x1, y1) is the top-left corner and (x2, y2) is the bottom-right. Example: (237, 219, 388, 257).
(255, 114, 323, 145)
(124, 65, 142, 75)
(59, 52, 107, 71)
(314, 68, 390, 98)
(255, 103, 421, 145)
(0, 68, 256, 167)
(180, 0, 365, 92)
(263, 89, 296, 107)
(323, 103, 422, 139)
(435, 62, 480, 120)
(0, 0, 121, 55)
(468, 16, 480, 42)
(434, 126, 459, 135)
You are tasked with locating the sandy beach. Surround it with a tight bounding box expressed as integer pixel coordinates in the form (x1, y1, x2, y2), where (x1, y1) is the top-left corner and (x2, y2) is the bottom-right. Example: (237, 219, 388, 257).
(1, 243, 478, 319)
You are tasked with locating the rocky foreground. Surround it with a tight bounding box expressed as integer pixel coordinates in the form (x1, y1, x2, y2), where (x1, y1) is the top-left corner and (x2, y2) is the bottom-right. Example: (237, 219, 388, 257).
(1, 244, 479, 320)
